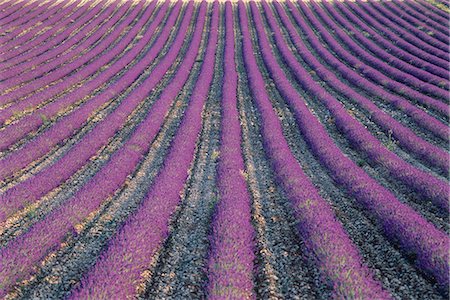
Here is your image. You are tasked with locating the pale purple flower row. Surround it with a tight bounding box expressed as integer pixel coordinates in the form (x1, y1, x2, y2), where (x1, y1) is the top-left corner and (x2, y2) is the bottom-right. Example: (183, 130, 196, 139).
(317, 1, 448, 91)
(207, 3, 255, 299)
(0, 0, 162, 153)
(0, 0, 74, 52)
(368, 0, 448, 49)
(353, 0, 448, 60)
(296, 1, 448, 116)
(242, 2, 390, 298)
(0, 1, 179, 220)
(384, 1, 448, 37)
(273, 1, 448, 172)
(255, 0, 449, 289)
(0, 0, 105, 70)
(0, 2, 203, 297)
(331, 1, 448, 80)
(1, 0, 132, 91)
(0, 0, 55, 36)
(69, 3, 217, 298)
(344, 2, 448, 70)
(0, 3, 138, 105)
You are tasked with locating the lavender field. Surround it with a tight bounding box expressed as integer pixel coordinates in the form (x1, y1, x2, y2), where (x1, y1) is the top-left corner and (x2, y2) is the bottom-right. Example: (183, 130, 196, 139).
(0, 0, 449, 298)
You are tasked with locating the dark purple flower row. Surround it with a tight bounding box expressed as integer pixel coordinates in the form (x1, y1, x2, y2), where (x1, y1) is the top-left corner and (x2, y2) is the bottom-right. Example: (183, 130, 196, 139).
(207, 3, 255, 299)
(0, 0, 105, 71)
(0, 0, 58, 40)
(353, 0, 448, 60)
(69, 3, 218, 298)
(0, 2, 207, 297)
(282, 0, 448, 143)
(296, 1, 448, 117)
(344, 1, 448, 70)
(255, 0, 449, 289)
(271, 2, 448, 174)
(385, 0, 448, 37)
(1, 0, 133, 93)
(275, 0, 449, 212)
(318, 1, 448, 91)
(368, 0, 448, 48)
(0, 0, 164, 154)
(413, 0, 449, 21)
(331, 1, 448, 80)
(0, 1, 182, 221)
(0, 3, 140, 106)
(0, 0, 74, 53)
(241, 2, 390, 298)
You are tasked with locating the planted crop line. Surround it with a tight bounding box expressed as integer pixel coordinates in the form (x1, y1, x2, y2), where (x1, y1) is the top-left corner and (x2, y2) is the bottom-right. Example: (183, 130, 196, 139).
(0, 2, 190, 241)
(0, 0, 186, 223)
(0, 0, 105, 65)
(0, 0, 130, 100)
(0, 0, 448, 299)
(0, 0, 74, 50)
(0, 1, 165, 157)
(0, 2, 170, 189)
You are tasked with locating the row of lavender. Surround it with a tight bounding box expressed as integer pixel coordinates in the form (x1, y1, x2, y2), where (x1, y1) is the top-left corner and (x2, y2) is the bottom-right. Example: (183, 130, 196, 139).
(0, 0, 448, 298)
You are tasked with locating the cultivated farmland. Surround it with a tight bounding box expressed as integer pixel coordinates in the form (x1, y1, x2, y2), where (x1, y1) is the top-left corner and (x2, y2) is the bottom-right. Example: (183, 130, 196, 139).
(0, 0, 449, 299)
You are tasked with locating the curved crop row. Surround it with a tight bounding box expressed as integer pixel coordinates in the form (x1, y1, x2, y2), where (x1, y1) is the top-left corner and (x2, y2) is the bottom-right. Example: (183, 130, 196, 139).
(353, 0, 448, 60)
(368, 0, 448, 49)
(251, 0, 448, 289)
(385, 1, 448, 37)
(0, 0, 106, 71)
(206, 3, 255, 298)
(296, 1, 448, 114)
(319, 1, 448, 90)
(331, 1, 448, 79)
(344, 1, 448, 69)
(68, 3, 216, 298)
(0, 0, 132, 94)
(0, 2, 201, 296)
(0, 0, 186, 220)
(0, 1, 448, 298)
(0, 0, 74, 51)
(271, 1, 448, 173)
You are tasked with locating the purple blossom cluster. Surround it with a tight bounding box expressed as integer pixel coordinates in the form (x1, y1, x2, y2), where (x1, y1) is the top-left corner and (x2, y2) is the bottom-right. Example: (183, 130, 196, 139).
(0, 1, 171, 176)
(0, 1, 183, 224)
(241, 2, 390, 298)
(273, 1, 448, 174)
(0, 2, 204, 296)
(253, 0, 449, 289)
(0, 0, 106, 69)
(69, 3, 218, 298)
(207, 3, 255, 298)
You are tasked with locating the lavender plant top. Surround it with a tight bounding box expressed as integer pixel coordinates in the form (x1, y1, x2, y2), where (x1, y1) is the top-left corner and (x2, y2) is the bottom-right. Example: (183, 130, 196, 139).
(0, 0, 448, 299)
